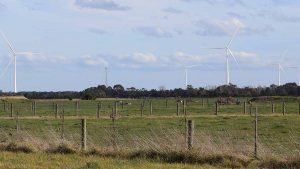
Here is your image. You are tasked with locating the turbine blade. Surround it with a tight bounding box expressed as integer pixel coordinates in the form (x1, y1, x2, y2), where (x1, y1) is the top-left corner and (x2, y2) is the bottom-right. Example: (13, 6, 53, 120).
(279, 49, 289, 62)
(200, 47, 225, 50)
(186, 64, 202, 68)
(227, 26, 240, 48)
(0, 31, 16, 54)
(0, 56, 14, 79)
(280, 64, 285, 73)
(228, 49, 239, 66)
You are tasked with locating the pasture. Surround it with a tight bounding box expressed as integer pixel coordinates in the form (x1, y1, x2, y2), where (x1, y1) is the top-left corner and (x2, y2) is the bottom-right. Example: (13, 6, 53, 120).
(0, 97, 299, 168)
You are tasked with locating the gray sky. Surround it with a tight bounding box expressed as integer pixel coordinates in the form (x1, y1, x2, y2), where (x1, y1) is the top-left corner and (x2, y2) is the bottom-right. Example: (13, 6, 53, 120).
(0, 0, 300, 91)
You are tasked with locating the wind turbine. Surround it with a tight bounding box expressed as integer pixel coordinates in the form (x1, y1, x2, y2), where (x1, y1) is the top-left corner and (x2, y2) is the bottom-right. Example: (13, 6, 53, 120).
(287, 65, 300, 86)
(202, 27, 240, 85)
(272, 63, 285, 86)
(105, 67, 108, 86)
(0, 31, 39, 93)
(184, 64, 201, 89)
(271, 50, 288, 86)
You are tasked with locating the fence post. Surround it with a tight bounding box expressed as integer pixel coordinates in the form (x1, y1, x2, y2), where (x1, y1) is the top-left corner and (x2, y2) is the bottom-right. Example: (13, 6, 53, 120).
(215, 102, 218, 115)
(244, 101, 247, 114)
(298, 102, 300, 115)
(61, 109, 65, 142)
(81, 118, 87, 151)
(187, 120, 194, 150)
(150, 101, 153, 116)
(111, 108, 117, 149)
(33, 101, 36, 116)
(16, 111, 19, 133)
(114, 101, 118, 117)
(97, 103, 100, 119)
(176, 102, 179, 116)
(272, 103, 275, 114)
(254, 106, 258, 159)
(249, 104, 252, 116)
(10, 103, 13, 117)
(3, 102, 6, 112)
(282, 101, 286, 116)
(55, 104, 59, 118)
(140, 102, 144, 116)
(75, 101, 79, 116)
(165, 99, 168, 108)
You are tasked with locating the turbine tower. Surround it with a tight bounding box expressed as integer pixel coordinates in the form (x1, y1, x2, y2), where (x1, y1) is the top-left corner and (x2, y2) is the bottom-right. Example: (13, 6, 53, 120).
(184, 64, 201, 89)
(0, 31, 38, 93)
(272, 63, 284, 86)
(202, 27, 240, 85)
(105, 67, 108, 86)
(271, 50, 288, 86)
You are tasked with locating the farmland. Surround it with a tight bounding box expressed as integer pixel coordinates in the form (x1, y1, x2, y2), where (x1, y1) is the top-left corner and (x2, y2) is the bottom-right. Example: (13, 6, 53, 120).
(0, 97, 299, 168)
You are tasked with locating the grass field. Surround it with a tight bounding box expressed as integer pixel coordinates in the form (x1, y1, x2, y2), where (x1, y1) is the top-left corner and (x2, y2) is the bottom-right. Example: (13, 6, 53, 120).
(0, 97, 299, 168)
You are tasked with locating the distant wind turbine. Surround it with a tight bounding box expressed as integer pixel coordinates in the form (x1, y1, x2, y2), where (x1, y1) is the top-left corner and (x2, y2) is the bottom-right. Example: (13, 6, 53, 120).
(271, 50, 288, 86)
(202, 27, 240, 85)
(184, 64, 201, 89)
(0, 31, 39, 93)
(287, 65, 300, 86)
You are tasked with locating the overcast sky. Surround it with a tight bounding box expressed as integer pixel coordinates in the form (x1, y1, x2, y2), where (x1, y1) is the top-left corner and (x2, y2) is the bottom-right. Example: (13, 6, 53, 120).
(0, 0, 300, 91)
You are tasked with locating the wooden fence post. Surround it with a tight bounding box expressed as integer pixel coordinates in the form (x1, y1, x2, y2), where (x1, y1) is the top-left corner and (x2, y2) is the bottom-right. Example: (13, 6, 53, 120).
(282, 101, 286, 116)
(244, 101, 247, 114)
(61, 109, 65, 142)
(81, 118, 87, 151)
(150, 101, 153, 116)
(114, 101, 118, 117)
(140, 102, 144, 117)
(111, 109, 117, 149)
(10, 103, 13, 117)
(33, 101, 36, 116)
(272, 103, 275, 114)
(16, 111, 19, 133)
(254, 106, 258, 159)
(176, 102, 179, 116)
(187, 120, 194, 150)
(97, 103, 100, 119)
(215, 102, 218, 115)
(3, 102, 6, 112)
(75, 101, 79, 116)
(55, 104, 59, 118)
(298, 102, 300, 115)
(249, 104, 252, 116)
(165, 99, 168, 108)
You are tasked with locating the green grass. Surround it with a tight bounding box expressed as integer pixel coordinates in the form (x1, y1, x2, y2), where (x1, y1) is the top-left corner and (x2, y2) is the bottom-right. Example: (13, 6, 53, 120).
(0, 152, 217, 169)
(0, 97, 298, 168)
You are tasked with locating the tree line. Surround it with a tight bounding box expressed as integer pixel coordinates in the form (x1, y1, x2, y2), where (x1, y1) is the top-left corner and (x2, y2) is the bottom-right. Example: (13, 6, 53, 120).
(1, 83, 299, 100)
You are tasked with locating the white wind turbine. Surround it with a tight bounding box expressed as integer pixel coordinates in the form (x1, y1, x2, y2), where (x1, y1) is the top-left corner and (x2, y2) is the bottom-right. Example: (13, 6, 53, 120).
(202, 27, 240, 85)
(271, 50, 288, 86)
(184, 64, 201, 89)
(0, 31, 39, 93)
(287, 65, 300, 86)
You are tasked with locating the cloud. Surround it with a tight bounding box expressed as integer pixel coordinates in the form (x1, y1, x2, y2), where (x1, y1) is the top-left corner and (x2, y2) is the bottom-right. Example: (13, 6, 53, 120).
(174, 51, 206, 62)
(182, 0, 246, 6)
(83, 55, 108, 66)
(89, 28, 109, 35)
(0, 2, 5, 9)
(163, 7, 183, 14)
(195, 18, 245, 36)
(74, 0, 130, 11)
(258, 10, 300, 23)
(135, 26, 173, 38)
(132, 52, 157, 63)
(195, 18, 273, 36)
